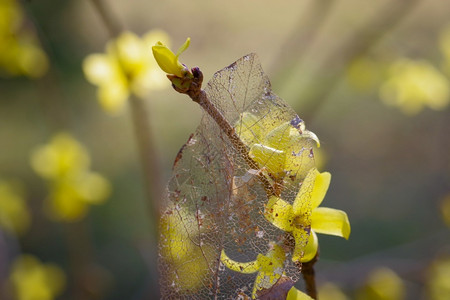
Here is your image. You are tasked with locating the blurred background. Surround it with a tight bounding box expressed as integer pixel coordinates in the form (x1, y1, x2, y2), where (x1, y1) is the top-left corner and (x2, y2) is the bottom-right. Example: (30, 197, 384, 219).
(1, 0, 450, 299)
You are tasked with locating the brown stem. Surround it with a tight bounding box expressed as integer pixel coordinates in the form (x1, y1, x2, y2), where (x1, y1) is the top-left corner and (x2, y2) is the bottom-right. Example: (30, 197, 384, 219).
(301, 252, 319, 299)
(88, 0, 161, 297)
(88, 0, 162, 229)
(89, 0, 122, 37)
(129, 95, 163, 229)
(177, 67, 276, 198)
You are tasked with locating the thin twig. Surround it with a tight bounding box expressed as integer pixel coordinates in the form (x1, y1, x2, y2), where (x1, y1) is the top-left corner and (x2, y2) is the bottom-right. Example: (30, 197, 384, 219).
(88, 0, 163, 228)
(179, 67, 277, 198)
(129, 95, 164, 226)
(88, 0, 162, 297)
(301, 252, 319, 299)
(89, 0, 122, 37)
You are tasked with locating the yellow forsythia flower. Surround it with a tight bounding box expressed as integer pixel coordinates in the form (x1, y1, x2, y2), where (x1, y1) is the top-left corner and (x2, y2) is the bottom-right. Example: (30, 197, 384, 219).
(8, 254, 66, 300)
(427, 257, 450, 300)
(0, 0, 48, 78)
(0, 179, 31, 235)
(220, 243, 286, 298)
(234, 113, 319, 181)
(83, 30, 170, 113)
(441, 193, 450, 227)
(30, 133, 110, 222)
(356, 267, 405, 300)
(286, 287, 314, 300)
(379, 58, 450, 115)
(160, 207, 214, 292)
(152, 37, 190, 77)
(264, 168, 350, 262)
(318, 282, 349, 300)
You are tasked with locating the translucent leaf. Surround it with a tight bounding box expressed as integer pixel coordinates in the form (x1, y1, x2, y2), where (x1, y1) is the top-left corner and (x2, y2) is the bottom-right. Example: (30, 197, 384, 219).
(159, 54, 317, 298)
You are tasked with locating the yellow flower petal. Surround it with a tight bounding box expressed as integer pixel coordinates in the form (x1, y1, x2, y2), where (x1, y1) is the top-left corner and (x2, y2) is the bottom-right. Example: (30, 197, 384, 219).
(0, 180, 30, 235)
(82, 54, 119, 86)
(75, 172, 111, 204)
(292, 228, 310, 262)
(264, 196, 295, 232)
(234, 112, 263, 146)
(287, 286, 314, 300)
(264, 122, 291, 150)
(131, 65, 169, 97)
(293, 168, 331, 215)
(253, 266, 283, 299)
(30, 133, 90, 179)
(45, 183, 89, 222)
(249, 144, 286, 176)
(113, 31, 146, 75)
(9, 255, 66, 300)
(152, 38, 189, 77)
(300, 230, 318, 263)
(97, 82, 129, 113)
(301, 130, 320, 148)
(311, 207, 350, 239)
(252, 244, 285, 298)
(220, 250, 260, 274)
(176, 37, 190, 57)
(284, 130, 316, 180)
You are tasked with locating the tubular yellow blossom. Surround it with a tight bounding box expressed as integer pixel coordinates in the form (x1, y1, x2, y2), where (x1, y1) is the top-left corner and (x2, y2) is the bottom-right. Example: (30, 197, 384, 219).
(287, 287, 314, 300)
(356, 267, 405, 300)
(31, 133, 111, 222)
(264, 168, 350, 262)
(0, 0, 48, 78)
(0, 180, 31, 236)
(8, 255, 66, 300)
(379, 58, 450, 115)
(152, 37, 190, 77)
(83, 30, 170, 113)
(220, 243, 286, 298)
(160, 207, 214, 292)
(427, 257, 450, 300)
(245, 118, 320, 180)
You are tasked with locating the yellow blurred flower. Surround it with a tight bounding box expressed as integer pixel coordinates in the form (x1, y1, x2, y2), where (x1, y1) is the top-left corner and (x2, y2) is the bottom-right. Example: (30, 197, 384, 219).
(0, 0, 48, 78)
(83, 30, 170, 113)
(8, 254, 66, 300)
(160, 208, 214, 292)
(220, 243, 286, 298)
(31, 133, 90, 179)
(31, 132, 111, 222)
(427, 256, 450, 300)
(356, 267, 405, 300)
(440, 193, 450, 227)
(0, 0, 23, 34)
(346, 57, 383, 92)
(152, 37, 190, 77)
(318, 282, 349, 300)
(0, 179, 31, 235)
(379, 59, 450, 115)
(286, 287, 313, 300)
(264, 168, 350, 262)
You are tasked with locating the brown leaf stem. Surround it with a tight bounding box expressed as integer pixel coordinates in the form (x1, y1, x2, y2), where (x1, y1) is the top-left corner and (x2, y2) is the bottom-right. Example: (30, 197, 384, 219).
(301, 252, 319, 299)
